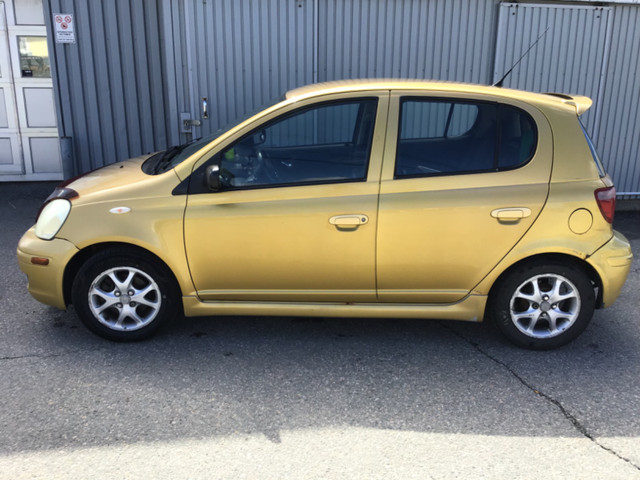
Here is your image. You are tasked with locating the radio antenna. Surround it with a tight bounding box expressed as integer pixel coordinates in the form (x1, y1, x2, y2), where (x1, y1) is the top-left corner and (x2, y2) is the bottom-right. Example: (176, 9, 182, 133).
(493, 26, 550, 88)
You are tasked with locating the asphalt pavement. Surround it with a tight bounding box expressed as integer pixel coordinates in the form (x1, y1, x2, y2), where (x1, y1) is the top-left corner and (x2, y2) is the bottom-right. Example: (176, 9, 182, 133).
(1, 182, 639, 479)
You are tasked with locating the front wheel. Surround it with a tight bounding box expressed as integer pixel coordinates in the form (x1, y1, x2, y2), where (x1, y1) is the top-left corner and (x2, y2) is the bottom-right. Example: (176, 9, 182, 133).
(72, 249, 179, 341)
(489, 261, 596, 349)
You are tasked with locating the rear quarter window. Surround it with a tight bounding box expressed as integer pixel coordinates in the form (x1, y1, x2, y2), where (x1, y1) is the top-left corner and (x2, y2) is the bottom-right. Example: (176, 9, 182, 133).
(580, 121, 606, 177)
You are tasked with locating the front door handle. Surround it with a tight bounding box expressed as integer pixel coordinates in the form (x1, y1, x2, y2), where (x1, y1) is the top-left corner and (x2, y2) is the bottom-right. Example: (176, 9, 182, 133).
(329, 214, 369, 226)
(491, 207, 532, 221)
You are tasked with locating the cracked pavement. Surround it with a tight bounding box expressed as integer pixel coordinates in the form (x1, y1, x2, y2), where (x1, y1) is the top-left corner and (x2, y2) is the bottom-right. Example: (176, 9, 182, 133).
(1, 182, 639, 479)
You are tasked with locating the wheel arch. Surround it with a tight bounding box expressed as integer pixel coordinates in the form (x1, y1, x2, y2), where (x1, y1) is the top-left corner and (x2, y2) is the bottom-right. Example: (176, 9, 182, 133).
(63, 242, 184, 308)
(485, 252, 603, 317)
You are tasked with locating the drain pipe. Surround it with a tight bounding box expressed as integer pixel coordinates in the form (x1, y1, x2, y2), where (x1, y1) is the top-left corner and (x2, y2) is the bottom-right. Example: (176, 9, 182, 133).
(60, 137, 74, 179)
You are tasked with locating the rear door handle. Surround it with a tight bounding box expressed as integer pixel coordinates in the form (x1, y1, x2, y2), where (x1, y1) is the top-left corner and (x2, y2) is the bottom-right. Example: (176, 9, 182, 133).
(491, 208, 532, 221)
(329, 214, 369, 226)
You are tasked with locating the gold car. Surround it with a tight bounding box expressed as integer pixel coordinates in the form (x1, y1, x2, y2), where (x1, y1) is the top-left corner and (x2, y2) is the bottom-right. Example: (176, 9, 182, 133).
(17, 80, 633, 348)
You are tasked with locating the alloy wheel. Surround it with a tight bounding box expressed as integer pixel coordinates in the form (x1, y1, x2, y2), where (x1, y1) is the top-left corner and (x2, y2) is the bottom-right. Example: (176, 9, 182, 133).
(88, 266, 161, 331)
(509, 273, 581, 339)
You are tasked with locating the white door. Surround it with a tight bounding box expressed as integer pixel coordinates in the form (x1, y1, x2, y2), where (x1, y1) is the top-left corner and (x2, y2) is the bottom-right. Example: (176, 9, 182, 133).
(0, 0, 61, 180)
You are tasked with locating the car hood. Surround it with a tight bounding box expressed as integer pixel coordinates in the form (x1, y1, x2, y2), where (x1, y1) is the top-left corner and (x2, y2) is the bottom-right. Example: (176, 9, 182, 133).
(64, 154, 178, 205)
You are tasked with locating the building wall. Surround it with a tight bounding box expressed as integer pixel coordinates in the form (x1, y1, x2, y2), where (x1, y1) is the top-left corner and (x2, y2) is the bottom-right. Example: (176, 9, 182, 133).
(43, 0, 183, 175)
(318, 0, 498, 83)
(42, 0, 640, 197)
(594, 4, 640, 198)
(184, 0, 316, 135)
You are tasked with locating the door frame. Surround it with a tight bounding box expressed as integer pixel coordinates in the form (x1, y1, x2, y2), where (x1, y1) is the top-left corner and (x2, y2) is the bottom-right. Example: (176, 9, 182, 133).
(0, 1, 22, 174)
(0, 0, 61, 180)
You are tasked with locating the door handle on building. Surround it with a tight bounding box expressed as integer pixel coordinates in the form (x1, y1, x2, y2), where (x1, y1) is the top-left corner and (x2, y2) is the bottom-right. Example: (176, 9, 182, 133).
(202, 97, 208, 118)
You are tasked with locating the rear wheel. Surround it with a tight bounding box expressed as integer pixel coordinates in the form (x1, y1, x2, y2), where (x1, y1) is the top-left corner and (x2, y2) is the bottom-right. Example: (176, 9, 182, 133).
(489, 261, 595, 349)
(72, 248, 179, 341)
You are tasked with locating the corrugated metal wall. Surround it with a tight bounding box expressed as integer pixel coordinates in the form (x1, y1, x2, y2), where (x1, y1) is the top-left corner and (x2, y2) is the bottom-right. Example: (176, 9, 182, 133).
(42, 0, 640, 197)
(594, 5, 640, 197)
(492, 2, 640, 197)
(159, 0, 191, 148)
(185, 0, 315, 135)
(185, 0, 501, 137)
(43, 0, 181, 174)
(493, 3, 611, 134)
(319, 0, 498, 83)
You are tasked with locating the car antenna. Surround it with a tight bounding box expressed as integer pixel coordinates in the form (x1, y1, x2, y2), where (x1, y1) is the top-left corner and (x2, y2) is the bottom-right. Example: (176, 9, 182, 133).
(493, 26, 550, 88)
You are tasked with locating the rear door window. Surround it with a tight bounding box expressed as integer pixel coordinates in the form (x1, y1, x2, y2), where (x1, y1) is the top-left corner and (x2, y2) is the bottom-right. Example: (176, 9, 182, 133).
(395, 98, 537, 178)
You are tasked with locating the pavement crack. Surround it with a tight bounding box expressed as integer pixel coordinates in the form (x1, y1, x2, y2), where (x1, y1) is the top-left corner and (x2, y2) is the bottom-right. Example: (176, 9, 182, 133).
(0, 350, 84, 361)
(439, 322, 640, 472)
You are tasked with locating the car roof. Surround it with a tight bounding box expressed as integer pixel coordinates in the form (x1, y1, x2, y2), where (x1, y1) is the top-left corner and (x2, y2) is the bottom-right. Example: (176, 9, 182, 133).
(285, 79, 592, 115)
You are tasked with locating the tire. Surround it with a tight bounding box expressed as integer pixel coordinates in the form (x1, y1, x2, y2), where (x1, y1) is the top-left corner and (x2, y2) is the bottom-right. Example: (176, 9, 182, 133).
(488, 261, 595, 350)
(71, 248, 179, 341)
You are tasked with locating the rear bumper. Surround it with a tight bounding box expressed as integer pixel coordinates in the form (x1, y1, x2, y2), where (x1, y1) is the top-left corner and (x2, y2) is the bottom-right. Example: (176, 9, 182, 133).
(587, 230, 633, 308)
(16, 228, 78, 310)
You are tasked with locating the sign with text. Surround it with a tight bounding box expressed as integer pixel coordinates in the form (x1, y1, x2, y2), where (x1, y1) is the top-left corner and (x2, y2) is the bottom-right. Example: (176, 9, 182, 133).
(53, 13, 75, 44)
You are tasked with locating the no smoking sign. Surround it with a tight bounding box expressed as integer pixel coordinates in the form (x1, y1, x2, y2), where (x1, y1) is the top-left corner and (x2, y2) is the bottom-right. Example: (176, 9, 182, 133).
(53, 13, 75, 44)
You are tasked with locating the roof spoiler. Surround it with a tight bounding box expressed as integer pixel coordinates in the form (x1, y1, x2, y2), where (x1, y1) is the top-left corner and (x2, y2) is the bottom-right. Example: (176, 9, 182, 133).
(544, 92, 593, 116)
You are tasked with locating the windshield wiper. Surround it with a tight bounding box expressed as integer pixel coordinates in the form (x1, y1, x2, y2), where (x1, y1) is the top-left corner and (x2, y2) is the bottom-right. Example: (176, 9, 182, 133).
(153, 136, 205, 174)
(143, 137, 204, 175)
(151, 145, 183, 174)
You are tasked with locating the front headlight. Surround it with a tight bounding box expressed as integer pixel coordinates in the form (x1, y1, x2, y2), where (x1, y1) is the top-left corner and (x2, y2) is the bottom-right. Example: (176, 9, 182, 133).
(35, 199, 72, 240)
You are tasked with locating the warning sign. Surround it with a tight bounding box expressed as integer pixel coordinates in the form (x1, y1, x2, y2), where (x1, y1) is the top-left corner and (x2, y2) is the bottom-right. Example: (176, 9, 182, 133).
(53, 13, 75, 44)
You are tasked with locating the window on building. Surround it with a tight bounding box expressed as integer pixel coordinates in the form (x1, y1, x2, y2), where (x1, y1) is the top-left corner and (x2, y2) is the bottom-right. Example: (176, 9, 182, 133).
(14, 0, 45, 25)
(18, 36, 50, 78)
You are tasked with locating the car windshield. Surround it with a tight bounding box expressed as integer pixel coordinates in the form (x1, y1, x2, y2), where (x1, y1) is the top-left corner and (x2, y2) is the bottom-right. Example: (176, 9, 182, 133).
(142, 97, 284, 175)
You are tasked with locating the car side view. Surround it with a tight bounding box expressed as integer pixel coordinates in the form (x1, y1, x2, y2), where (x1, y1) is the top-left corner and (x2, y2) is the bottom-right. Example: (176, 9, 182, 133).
(17, 80, 633, 349)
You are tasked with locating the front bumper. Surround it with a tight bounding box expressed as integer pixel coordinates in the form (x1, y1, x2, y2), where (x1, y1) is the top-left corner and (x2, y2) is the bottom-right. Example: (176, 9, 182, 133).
(16, 228, 79, 310)
(587, 230, 633, 308)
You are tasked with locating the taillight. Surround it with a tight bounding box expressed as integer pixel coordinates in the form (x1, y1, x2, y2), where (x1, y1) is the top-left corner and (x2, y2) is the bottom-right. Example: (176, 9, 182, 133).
(594, 186, 616, 224)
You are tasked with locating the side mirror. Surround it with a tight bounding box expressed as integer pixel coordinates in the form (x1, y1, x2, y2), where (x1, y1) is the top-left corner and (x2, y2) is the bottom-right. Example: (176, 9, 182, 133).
(205, 164, 221, 191)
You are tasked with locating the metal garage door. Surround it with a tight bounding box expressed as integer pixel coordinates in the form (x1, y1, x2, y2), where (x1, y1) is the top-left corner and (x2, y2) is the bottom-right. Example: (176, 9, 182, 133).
(183, 0, 315, 137)
(182, 0, 500, 140)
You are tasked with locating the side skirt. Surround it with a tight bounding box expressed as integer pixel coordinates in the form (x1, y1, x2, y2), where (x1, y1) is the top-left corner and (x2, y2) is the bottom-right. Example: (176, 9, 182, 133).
(181, 294, 488, 322)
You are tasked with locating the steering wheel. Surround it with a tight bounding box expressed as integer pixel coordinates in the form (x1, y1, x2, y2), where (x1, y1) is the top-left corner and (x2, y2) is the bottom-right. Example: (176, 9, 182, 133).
(254, 148, 280, 184)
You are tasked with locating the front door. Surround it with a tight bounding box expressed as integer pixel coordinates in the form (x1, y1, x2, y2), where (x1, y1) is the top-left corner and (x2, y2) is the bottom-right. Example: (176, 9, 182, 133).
(184, 93, 389, 302)
(376, 92, 552, 303)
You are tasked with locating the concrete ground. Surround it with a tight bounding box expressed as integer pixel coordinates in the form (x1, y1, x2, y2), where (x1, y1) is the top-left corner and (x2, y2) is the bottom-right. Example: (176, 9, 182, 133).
(1, 182, 639, 479)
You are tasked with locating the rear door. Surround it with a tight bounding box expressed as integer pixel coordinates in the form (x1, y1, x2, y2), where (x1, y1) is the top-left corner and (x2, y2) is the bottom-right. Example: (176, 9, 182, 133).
(376, 91, 552, 303)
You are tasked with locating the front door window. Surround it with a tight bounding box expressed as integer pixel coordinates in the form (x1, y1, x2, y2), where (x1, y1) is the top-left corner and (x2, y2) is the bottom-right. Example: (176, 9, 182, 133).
(219, 99, 378, 189)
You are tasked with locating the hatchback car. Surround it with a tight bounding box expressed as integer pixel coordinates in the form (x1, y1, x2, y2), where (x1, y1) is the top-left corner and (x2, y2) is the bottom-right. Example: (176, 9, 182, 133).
(17, 80, 632, 348)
